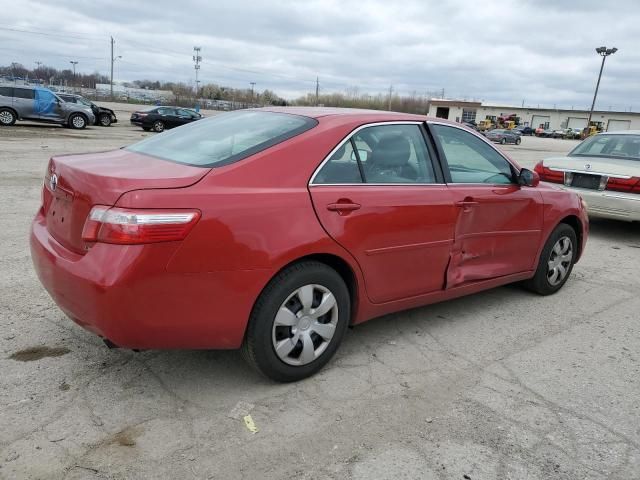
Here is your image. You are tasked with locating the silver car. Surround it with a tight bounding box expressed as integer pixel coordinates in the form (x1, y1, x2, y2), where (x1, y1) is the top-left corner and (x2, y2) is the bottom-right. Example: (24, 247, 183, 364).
(536, 131, 640, 221)
(0, 84, 95, 129)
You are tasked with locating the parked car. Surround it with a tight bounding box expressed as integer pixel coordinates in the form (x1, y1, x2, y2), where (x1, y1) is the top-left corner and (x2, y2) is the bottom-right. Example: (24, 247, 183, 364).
(31, 109, 588, 381)
(58, 93, 117, 127)
(564, 128, 582, 140)
(130, 106, 202, 132)
(535, 130, 640, 221)
(485, 128, 522, 145)
(551, 129, 566, 139)
(513, 125, 534, 136)
(0, 84, 95, 129)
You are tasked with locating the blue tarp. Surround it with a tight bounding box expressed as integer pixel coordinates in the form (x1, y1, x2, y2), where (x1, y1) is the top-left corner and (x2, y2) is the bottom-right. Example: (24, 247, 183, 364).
(34, 87, 57, 116)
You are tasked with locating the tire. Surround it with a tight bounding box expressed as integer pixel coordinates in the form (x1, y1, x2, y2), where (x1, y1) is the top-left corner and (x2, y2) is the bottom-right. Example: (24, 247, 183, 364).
(0, 108, 17, 126)
(152, 120, 165, 132)
(500, 138, 506, 144)
(99, 113, 112, 127)
(524, 223, 577, 295)
(242, 261, 351, 382)
(142, 127, 151, 131)
(69, 113, 87, 130)
(515, 137, 522, 145)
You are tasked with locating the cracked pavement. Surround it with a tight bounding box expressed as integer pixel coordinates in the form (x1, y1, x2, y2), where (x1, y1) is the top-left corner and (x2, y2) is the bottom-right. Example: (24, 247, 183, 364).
(1, 112, 639, 479)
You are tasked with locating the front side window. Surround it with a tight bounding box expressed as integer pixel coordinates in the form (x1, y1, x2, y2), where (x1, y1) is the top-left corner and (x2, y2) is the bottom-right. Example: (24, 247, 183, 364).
(0, 87, 12, 97)
(127, 111, 317, 167)
(314, 124, 436, 184)
(431, 124, 514, 184)
(157, 107, 175, 116)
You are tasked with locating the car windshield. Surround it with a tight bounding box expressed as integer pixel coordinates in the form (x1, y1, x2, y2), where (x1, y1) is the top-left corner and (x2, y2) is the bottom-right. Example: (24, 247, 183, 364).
(569, 134, 640, 161)
(126, 110, 317, 167)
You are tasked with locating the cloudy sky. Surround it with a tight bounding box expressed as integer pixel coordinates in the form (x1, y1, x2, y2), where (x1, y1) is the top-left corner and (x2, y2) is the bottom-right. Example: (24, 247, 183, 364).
(1, 0, 639, 109)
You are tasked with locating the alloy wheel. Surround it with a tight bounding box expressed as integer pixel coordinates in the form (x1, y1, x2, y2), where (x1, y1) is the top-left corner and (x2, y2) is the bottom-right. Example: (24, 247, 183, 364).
(271, 284, 338, 366)
(71, 115, 86, 129)
(0, 110, 14, 125)
(547, 236, 573, 286)
(153, 121, 164, 132)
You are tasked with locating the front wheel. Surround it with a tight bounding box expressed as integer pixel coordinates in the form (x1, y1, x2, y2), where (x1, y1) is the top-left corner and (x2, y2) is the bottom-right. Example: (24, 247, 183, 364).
(152, 120, 165, 132)
(242, 261, 350, 382)
(69, 113, 87, 129)
(524, 223, 577, 295)
(0, 108, 17, 126)
(500, 138, 507, 144)
(99, 113, 112, 127)
(515, 137, 521, 145)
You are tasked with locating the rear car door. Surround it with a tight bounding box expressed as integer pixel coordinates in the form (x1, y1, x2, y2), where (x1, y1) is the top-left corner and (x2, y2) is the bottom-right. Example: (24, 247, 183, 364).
(309, 122, 457, 303)
(157, 107, 178, 127)
(12, 87, 36, 119)
(429, 123, 544, 287)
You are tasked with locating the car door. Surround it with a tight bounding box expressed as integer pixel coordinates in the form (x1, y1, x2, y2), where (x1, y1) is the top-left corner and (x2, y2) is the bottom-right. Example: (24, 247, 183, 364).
(429, 123, 544, 288)
(176, 108, 197, 126)
(309, 122, 457, 304)
(12, 87, 36, 119)
(35, 89, 64, 121)
(157, 107, 178, 127)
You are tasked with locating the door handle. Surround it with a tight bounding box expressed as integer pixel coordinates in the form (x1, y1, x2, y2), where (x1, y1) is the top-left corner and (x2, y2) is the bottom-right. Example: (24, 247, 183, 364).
(455, 199, 479, 212)
(327, 200, 361, 214)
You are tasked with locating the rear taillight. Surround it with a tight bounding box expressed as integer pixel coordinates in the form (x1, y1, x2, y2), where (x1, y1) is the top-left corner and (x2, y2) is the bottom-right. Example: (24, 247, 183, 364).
(534, 161, 564, 184)
(605, 176, 640, 194)
(82, 206, 201, 245)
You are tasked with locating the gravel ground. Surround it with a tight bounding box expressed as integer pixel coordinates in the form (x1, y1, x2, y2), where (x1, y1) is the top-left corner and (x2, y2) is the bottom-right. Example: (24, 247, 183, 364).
(0, 113, 639, 479)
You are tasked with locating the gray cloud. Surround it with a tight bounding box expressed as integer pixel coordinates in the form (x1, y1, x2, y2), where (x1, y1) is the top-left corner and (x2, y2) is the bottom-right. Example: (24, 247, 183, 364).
(1, 0, 638, 109)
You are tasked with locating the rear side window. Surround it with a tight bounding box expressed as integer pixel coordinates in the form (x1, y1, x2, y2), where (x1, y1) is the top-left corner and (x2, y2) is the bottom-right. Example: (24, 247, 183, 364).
(127, 111, 318, 167)
(13, 88, 34, 99)
(0, 87, 12, 97)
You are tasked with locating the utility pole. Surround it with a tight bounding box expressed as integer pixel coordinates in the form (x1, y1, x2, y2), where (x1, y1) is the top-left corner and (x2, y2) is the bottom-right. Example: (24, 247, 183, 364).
(388, 85, 393, 111)
(315, 77, 319, 106)
(35, 61, 42, 70)
(441, 88, 445, 99)
(69, 61, 78, 86)
(110, 36, 115, 100)
(250, 82, 256, 101)
(193, 46, 202, 98)
(587, 46, 618, 128)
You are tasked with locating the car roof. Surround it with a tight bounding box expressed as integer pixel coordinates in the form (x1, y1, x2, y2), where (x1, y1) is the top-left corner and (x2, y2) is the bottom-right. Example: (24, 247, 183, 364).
(597, 130, 640, 135)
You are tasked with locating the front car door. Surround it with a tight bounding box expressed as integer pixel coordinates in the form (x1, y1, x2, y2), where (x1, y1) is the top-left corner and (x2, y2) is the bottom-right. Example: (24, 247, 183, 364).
(429, 123, 544, 287)
(157, 107, 178, 127)
(309, 122, 457, 303)
(176, 108, 197, 126)
(12, 87, 36, 120)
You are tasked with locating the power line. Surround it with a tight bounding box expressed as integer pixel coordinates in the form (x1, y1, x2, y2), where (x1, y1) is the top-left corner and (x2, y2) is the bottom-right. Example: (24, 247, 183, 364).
(0, 26, 104, 41)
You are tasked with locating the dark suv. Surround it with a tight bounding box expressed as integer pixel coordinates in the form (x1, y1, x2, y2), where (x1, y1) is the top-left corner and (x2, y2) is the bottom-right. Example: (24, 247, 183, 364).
(0, 85, 95, 129)
(58, 94, 117, 127)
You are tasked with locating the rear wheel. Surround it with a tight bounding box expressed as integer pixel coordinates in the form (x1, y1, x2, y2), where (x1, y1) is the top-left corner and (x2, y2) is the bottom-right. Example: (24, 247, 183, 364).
(152, 120, 165, 132)
(515, 137, 522, 145)
(524, 223, 577, 295)
(99, 113, 112, 127)
(500, 138, 507, 144)
(0, 108, 17, 126)
(69, 113, 87, 129)
(242, 261, 350, 382)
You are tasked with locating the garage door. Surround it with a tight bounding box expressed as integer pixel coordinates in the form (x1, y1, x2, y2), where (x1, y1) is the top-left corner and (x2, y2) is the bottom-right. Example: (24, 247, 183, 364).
(567, 117, 587, 129)
(531, 115, 550, 129)
(607, 119, 631, 131)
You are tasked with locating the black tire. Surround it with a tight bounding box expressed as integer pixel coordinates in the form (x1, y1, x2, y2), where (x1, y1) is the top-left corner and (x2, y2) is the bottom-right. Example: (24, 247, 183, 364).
(142, 127, 151, 131)
(242, 261, 351, 382)
(500, 138, 507, 144)
(68, 113, 87, 130)
(524, 223, 577, 295)
(515, 137, 522, 145)
(152, 120, 165, 132)
(99, 113, 112, 127)
(0, 108, 17, 126)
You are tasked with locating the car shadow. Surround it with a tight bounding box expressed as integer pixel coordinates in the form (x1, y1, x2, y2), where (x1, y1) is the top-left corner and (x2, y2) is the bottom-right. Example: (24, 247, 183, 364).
(589, 218, 640, 243)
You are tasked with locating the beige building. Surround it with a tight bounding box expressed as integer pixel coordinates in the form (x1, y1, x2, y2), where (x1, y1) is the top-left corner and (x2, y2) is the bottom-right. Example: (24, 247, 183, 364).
(427, 99, 640, 131)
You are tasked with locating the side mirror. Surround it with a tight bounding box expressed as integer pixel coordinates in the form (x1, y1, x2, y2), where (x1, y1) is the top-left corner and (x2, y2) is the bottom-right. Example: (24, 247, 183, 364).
(518, 168, 540, 187)
(350, 149, 369, 161)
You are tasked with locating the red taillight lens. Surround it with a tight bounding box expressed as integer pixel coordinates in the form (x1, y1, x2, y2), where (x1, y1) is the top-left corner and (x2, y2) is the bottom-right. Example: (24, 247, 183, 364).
(534, 161, 564, 184)
(605, 176, 640, 193)
(82, 206, 201, 245)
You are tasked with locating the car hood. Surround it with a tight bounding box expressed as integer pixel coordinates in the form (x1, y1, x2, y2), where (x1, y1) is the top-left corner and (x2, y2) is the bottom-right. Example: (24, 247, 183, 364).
(544, 155, 640, 177)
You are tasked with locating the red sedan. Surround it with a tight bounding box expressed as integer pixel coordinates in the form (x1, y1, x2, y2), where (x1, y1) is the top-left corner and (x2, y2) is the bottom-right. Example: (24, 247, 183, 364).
(30, 108, 589, 381)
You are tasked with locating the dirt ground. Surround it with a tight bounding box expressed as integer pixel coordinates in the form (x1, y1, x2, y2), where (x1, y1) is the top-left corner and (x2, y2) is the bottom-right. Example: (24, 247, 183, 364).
(1, 111, 639, 479)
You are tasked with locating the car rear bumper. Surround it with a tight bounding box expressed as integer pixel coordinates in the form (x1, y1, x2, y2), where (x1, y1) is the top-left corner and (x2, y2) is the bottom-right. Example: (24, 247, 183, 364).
(560, 186, 640, 221)
(30, 210, 265, 349)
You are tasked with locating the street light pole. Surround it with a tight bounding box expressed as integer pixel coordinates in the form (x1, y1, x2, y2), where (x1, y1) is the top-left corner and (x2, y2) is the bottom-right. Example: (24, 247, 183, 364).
(587, 46, 618, 129)
(70, 61, 78, 87)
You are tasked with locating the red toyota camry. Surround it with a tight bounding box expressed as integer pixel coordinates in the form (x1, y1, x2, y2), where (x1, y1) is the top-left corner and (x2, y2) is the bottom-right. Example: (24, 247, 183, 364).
(30, 108, 588, 381)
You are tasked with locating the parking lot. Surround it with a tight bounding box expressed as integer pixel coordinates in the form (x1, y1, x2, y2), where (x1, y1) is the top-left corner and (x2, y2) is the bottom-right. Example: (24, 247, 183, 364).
(1, 110, 639, 479)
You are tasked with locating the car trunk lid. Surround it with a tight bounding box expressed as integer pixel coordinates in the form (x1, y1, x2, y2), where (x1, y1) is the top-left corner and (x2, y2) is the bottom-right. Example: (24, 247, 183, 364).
(545, 155, 638, 178)
(43, 149, 209, 254)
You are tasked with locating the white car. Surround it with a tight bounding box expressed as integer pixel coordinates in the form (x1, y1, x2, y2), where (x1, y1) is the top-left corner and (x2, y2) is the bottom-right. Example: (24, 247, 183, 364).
(535, 131, 640, 221)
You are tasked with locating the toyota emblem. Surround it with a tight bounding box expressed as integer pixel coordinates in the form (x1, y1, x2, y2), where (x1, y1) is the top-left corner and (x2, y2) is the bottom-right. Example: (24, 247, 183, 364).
(585, 163, 592, 170)
(49, 173, 58, 192)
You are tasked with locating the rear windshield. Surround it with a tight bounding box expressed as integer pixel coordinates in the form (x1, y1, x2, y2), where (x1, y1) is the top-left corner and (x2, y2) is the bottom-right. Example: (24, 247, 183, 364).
(570, 134, 640, 161)
(127, 110, 317, 167)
